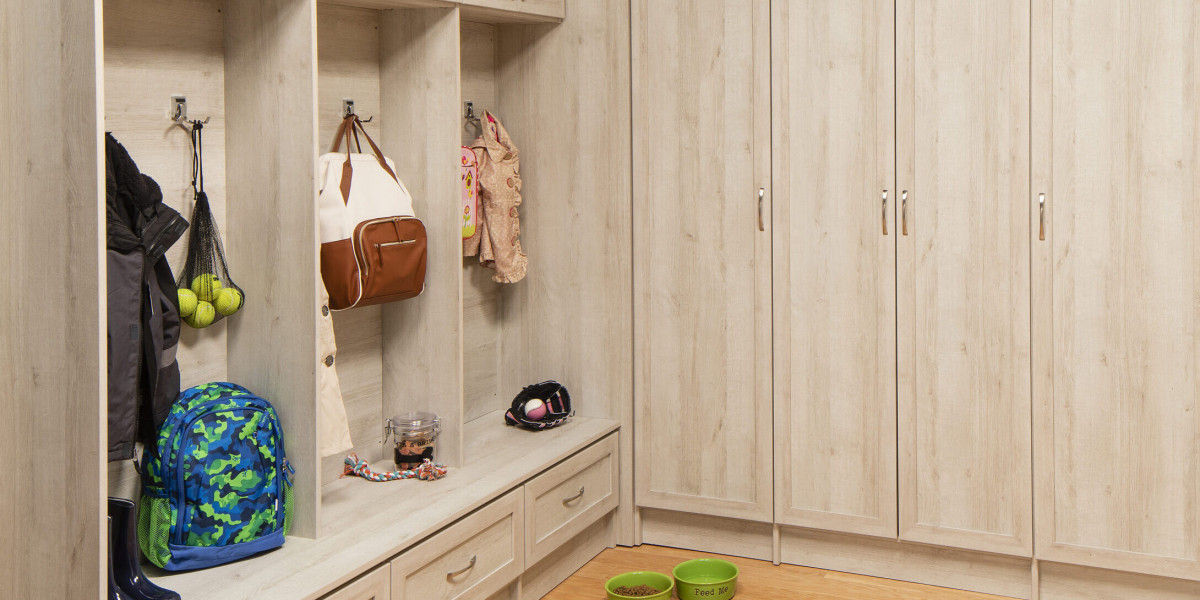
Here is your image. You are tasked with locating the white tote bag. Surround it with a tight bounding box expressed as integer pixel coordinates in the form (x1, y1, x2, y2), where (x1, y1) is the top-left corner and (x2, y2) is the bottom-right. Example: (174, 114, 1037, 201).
(317, 116, 426, 310)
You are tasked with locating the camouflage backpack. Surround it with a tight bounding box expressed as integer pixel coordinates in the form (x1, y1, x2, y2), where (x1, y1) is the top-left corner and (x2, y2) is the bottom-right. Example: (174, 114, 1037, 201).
(139, 382, 294, 571)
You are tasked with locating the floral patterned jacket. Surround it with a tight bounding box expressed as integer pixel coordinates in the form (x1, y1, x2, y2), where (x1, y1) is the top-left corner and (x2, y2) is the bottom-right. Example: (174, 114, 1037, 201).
(464, 110, 528, 283)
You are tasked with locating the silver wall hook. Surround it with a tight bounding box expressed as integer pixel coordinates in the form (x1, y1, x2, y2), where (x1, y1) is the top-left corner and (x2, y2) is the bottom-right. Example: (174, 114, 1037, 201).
(170, 95, 210, 126)
(342, 98, 374, 123)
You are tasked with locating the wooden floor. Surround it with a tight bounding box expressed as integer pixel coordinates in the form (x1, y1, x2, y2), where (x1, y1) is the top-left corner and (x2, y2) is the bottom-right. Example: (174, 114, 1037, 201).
(543, 545, 1016, 600)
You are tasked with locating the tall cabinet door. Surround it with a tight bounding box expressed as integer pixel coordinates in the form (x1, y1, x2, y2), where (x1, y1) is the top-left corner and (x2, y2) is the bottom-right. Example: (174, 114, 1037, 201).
(1033, 0, 1200, 579)
(632, 0, 773, 521)
(896, 0, 1033, 556)
(772, 0, 897, 538)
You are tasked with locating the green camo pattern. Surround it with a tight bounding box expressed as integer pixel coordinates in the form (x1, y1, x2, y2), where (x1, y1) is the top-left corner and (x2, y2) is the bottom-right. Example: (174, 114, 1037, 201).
(140, 382, 292, 567)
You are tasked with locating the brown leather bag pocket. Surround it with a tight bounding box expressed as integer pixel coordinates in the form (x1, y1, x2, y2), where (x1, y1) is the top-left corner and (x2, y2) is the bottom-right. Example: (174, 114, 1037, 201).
(353, 217, 427, 306)
(320, 238, 361, 311)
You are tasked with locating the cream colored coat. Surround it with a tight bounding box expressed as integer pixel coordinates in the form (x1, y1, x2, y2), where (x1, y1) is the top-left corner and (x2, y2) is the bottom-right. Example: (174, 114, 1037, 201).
(319, 283, 354, 457)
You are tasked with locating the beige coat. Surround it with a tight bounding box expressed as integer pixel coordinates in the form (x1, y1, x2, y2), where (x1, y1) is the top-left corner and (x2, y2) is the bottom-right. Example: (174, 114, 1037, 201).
(319, 282, 354, 457)
(464, 111, 528, 283)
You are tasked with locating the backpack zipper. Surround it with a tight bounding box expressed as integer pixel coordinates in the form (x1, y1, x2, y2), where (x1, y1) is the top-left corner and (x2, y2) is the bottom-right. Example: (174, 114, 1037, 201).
(355, 216, 418, 280)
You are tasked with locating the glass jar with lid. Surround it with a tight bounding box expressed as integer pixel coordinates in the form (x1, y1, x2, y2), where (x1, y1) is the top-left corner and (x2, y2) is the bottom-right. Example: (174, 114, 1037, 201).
(384, 412, 440, 470)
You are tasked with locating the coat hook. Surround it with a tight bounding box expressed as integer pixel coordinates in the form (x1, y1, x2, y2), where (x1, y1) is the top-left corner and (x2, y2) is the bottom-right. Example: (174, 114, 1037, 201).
(342, 98, 374, 123)
(170, 96, 211, 127)
(464, 100, 480, 123)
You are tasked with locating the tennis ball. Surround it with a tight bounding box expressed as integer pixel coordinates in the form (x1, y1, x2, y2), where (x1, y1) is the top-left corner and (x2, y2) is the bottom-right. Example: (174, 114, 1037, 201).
(191, 274, 223, 302)
(186, 301, 216, 329)
(177, 288, 198, 318)
(214, 287, 243, 316)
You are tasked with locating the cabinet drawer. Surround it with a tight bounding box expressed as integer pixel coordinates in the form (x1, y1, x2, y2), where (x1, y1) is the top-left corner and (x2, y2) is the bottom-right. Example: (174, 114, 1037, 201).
(323, 564, 389, 600)
(390, 489, 524, 600)
(524, 434, 618, 564)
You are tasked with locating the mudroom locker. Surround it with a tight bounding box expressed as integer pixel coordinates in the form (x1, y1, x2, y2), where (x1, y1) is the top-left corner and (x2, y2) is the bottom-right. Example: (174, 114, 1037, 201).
(5, 0, 1200, 599)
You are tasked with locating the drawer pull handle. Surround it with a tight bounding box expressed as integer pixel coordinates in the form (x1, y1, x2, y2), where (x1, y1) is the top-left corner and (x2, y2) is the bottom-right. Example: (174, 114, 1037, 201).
(881, 190, 889, 235)
(447, 555, 476, 580)
(562, 486, 585, 505)
(1038, 192, 1046, 241)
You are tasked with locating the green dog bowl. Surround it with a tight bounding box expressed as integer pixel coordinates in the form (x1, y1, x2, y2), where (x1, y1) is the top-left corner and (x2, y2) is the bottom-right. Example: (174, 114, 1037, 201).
(604, 571, 674, 600)
(673, 558, 739, 600)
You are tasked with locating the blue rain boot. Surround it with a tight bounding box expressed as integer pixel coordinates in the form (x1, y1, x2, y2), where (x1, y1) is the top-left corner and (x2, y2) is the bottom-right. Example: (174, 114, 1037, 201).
(109, 498, 180, 600)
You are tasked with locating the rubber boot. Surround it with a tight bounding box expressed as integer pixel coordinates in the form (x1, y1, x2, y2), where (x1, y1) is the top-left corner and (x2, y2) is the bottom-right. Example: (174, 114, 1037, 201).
(109, 497, 181, 600)
(108, 517, 136, 600)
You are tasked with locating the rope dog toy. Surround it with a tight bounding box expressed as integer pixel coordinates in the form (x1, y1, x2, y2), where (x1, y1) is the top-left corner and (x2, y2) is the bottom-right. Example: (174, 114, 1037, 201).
(341, 453, 447, 482)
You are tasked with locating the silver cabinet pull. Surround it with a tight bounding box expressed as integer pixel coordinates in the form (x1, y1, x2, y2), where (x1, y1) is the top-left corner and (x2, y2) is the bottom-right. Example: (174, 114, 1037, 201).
(901, 190, 909, 236)
(882, 190, 889, 235)
(562, 486, 585, 505)
(1038, 193, 1046, 241)
(757, 188, 765, 231)
(447, 555, 477, 580)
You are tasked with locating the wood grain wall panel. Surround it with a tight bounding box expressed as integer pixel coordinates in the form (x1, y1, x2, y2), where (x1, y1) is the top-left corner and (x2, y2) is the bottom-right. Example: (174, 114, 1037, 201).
(0, 1, 103, 596)
(460, 20, 505, 423)
(316, 3, 386, 485)
(317, 3, 384, 146)
(1033, 0, 1200, 579)
(772, 0, 897, 539)
(497, 0, 634, 542)
(633, 0, 773, 523)
(224, 0, 321, 537)
(379, 6, 465, 467)
(103, 0, 228, 392)
(897, 0, 1032, 557)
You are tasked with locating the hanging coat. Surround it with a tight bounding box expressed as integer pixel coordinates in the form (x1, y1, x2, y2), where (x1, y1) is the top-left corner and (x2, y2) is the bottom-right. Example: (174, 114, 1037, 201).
(106, 133, 189, 461)
(463, 111, 528, 283)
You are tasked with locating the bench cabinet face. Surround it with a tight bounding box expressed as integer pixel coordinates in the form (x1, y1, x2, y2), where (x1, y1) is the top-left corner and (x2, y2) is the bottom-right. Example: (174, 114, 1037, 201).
(390, 489, 525, 600)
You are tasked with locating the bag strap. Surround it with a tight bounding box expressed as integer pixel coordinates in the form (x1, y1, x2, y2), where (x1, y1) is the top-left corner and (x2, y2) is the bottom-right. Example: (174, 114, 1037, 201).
(329, 115, 399, 204)
(190, 121, 204, 196)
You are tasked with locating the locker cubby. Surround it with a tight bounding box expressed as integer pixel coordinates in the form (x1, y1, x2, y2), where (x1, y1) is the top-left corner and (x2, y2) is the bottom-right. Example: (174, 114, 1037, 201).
(103, 0, 321, 539)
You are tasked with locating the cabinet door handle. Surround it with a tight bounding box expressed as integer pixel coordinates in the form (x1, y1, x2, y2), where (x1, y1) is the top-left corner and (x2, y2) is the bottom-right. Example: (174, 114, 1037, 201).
(1039, 193, 1046, 241)
(562, 486, 586, 505)
(901, 190, 909, 236)
(447, 555, 477, 580)
(882, 190, 889, 235)
(757, 188, 765, 231)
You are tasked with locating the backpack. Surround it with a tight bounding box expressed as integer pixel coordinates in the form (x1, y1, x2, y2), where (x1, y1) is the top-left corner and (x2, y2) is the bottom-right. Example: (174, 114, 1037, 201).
(139, 382, 294, 571)
(318, 115, 427, 310)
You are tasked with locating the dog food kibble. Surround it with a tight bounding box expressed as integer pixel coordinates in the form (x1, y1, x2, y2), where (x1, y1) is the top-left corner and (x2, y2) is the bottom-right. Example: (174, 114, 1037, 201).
(613, 585, 661, 597)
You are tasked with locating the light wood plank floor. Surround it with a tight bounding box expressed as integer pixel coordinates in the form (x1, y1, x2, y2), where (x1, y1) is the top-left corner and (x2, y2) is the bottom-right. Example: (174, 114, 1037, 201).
(543, 545, 1017, 599)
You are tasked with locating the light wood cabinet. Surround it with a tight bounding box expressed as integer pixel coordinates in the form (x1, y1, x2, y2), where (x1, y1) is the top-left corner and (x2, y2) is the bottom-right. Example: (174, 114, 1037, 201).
(771, 0, 898, 539)
(632, 0, 774, 522)
(896, 0, 1033, 557)
(1032, 0, 1200, 580)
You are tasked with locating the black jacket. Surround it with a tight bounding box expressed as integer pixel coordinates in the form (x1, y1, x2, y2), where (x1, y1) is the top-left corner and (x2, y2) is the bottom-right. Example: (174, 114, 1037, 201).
(106, 133, 188, 461)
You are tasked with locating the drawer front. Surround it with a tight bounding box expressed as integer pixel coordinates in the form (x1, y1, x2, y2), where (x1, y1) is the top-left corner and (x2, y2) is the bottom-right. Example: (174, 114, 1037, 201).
(391, 489, 524, 600)
(323, 564, 389, 600)
(524, 434, 619, 564)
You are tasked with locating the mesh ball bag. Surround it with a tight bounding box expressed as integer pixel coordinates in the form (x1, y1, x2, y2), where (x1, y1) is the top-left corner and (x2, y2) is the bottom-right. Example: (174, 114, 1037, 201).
(175, 122, 244, 329)
(504, 381, 573, 431)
